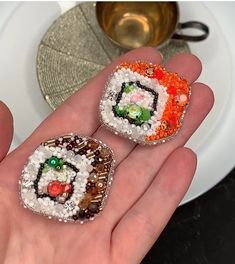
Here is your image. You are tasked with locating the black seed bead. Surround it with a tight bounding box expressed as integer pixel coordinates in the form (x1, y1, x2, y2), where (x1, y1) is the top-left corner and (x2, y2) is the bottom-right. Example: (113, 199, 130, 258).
(72, 214, 79, 221)
(55, 139, 60, 146)
(85, 214, 91, 219)
(70, 141, 78, 148)
(95, 150, 100, 155)
(91, 161, 97, 166)
(88, 203, 99, 213)
(66, 144, 73, 151)
(94, 155, 100, 160)
(83, 144, 89, 150)
(63, 138, 70, 143)
(78, 210, 86, 219)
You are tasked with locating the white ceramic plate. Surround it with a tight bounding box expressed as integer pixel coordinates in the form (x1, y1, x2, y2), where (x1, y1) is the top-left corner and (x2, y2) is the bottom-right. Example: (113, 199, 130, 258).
(0, 2, 234, 204)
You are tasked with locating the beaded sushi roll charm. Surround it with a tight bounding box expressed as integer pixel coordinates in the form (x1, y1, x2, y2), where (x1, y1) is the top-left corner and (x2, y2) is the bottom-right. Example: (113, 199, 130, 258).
(100, 62, 191, 145)
(19, 134, 115, 223)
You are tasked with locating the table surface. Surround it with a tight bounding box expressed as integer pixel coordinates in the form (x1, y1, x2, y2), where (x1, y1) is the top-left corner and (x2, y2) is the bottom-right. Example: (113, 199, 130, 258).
(141, 167, 235, 264)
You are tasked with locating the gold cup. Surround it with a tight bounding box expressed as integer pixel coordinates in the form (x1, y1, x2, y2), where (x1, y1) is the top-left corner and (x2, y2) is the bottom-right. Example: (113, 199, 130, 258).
(96, 2, 209, 49)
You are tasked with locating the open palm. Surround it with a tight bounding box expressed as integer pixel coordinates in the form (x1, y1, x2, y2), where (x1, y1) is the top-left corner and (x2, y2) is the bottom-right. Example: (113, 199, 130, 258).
(0, 48, 213, 264)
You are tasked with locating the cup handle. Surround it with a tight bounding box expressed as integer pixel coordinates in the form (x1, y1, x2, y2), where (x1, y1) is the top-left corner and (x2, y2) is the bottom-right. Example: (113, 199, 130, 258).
(172, 21, 209, 41)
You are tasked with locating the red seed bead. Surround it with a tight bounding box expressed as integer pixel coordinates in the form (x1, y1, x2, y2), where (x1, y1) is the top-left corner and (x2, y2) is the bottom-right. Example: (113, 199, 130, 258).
(168, 116, 177, 127)
(62, 183, 72, 193)
(167, 86, 177, 95)
(153, 68, 164, 80)
(47, 180, 63, 197)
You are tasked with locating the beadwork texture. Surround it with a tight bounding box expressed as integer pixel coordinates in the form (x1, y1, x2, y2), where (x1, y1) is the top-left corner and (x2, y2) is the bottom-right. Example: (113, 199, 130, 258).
(19, 134, 114, 223)
(100, 62, 191, 145)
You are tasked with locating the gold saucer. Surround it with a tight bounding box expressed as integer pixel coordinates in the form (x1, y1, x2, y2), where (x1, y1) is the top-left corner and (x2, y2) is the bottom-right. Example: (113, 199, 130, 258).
(37, 2, 190, 110)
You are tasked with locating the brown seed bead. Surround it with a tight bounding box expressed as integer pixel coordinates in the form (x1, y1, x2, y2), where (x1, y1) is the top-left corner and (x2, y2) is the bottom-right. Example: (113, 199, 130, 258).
(62, 192, 69, 198)
(77, 149, 86, 155)
(95, 163, 105, 172)
(88, 203, 99, 213)
(87, 140, 99, 151)
(89, 186, 99, 195)
(161, 120, 168, 130)
(100, 148, 110, 159)
(146, 67, 154, 76)
(79, 194, 92, 210)
(89, 172, 98, 183)
(95, 180, 106, 191)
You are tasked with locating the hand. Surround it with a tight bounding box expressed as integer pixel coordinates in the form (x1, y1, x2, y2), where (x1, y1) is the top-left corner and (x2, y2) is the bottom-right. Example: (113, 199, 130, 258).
(0, 48, 214, 264)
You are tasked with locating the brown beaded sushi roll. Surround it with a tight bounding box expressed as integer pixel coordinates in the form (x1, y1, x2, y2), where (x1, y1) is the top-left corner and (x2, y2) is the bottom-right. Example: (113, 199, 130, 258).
(19, 134, 115, 223)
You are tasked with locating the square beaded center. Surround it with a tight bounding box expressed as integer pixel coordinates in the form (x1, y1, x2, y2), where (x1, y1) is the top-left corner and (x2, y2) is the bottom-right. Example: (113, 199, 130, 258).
(112, 81, 158, 128)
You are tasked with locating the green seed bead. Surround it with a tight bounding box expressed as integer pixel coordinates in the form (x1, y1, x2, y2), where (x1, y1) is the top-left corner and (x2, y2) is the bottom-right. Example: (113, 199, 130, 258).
(123, 85, 134, 93)
(58, 159, 64, 167)
(115, 106, 128, 117)
(127, 104, 142, 119)
(55, 165, 62, 171)
(135, 118, 144, 125)
(140, 108, 151, 121)
(114, 106, 122, 116)
(47, 157, 59, 168)
(43, 164, 49, 173)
